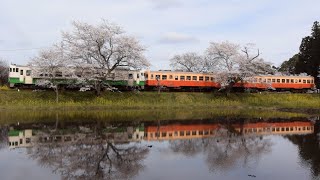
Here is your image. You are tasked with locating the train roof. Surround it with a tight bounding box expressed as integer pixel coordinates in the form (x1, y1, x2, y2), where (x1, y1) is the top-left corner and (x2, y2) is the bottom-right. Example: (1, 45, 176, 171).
(256, 74, 313, 78)
(146, 70, 215, 75)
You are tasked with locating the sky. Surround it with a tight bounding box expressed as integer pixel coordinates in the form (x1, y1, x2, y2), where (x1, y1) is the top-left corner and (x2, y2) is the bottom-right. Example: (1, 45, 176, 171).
(0, 0, 319, 70)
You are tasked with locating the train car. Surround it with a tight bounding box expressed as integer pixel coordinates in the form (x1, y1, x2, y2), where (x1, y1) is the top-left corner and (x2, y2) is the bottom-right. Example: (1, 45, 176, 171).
(8, 64, 34, 88)
(144, 70, 220, 91)
(8, 64, 146, 90)
(107, 69, 146, 90)
(234, 75, 315, 92)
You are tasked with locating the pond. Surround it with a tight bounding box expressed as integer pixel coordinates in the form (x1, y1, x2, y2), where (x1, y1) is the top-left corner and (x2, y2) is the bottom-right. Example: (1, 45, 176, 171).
(0, 112, 320, 180)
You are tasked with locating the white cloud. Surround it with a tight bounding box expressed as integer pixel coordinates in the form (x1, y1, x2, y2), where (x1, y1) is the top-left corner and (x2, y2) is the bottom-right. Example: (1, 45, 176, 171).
(149, 0, 182, 10)
(158, 32, 199, 44)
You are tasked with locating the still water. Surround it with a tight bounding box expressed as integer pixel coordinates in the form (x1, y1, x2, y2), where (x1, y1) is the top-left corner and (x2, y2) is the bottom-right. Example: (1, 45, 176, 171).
(1, 116, 320, 180)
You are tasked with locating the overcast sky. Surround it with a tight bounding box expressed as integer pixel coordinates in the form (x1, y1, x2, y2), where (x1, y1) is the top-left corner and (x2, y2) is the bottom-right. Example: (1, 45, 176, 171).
(0, 0, 319, 70)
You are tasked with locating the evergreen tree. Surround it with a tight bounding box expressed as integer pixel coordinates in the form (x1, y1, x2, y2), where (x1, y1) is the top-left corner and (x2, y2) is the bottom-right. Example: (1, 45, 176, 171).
(296, 21, 320, 88)
(278, 54, 299, 74)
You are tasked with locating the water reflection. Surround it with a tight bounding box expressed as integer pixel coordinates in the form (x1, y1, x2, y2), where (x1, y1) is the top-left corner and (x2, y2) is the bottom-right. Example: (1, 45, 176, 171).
(0, 118, 319, 179)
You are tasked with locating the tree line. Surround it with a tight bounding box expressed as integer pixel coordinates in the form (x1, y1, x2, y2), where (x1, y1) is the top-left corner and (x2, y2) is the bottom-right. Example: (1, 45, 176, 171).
(279, 21, 320, 88)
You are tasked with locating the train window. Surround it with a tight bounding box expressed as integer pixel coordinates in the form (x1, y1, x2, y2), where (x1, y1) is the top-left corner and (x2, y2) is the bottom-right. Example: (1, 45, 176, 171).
(180, 76, 185, 80)
(272, 79, 275, 83)
(311, 80, 314, 83)
(20, 70, 23, 75)
(186, 76, 191, 80)
(276, 79, 280, 83)
(175, 76, 178, 80)
(199, 131, 203, 135)
(199, 76, 204, 81)
(295, 79, 298, 83)
(186, 131, 190, 136)
(151, 74, 154, 79)
(299, 79, 301, 83)
(169, 75, 173, 79)
(180, 131, 184, 136)
(281, 79, 285, 83)
(174, 131, 178, 136)
(13, 68, 15, 72)
(205, 76, 209, 81)
(145, 74, 148, 78)
(192, 76, 197, 81)
(285, 79, 289, 83)
(10, 68, 12, 72)
(55, 71, 62, 77)
(307, 80, 310, 83)
(267, 79, 271, 83)
(137, 74, 140, 78)
(263, 79, 266, 83)
(210, 77, 213, 81)
(161, 132, 167, 137)
(192, 131, 196, 135)
(162, 75, 167, 80)
(155, 75, 160, 80)
(259, 78, 262, 82)
(128, 74, 133, 79)
(26, 71, 31, 76)
(290, 79, 294, 83)
(303, 80, 306, 83)
(141, 73, 143, 76)
(16, 68, 19, 72)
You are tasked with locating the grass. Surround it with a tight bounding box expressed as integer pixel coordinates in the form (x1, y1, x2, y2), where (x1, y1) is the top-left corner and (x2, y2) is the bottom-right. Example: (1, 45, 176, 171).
(0, 90, 319, 112)
(0, 90, 318, 124)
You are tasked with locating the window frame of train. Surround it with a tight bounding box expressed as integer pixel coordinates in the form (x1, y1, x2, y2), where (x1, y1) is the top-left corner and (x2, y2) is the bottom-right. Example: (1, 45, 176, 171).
(282, 79, 285, 83)
(303, 79, 306, 83)
(186, 76, 191, 80)
(155, 75, 160, 80)
(169, 75, 173, 79)
(26, 70, 31, 76)
(162, 75, 167, 80)
(192, 76, 197, 81)
(175, 75, 178, 80)
(272, 79, 276, 83)
(205, 76, 209, 81)
(20, 70, 23, 75)
(180, 76, 185, 81)
(199, 76, 204, 81)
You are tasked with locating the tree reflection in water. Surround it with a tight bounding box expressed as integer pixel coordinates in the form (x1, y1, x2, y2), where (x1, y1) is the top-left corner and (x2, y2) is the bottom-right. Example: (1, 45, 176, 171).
(169, 123, 273, 172)
(27, 124, 149, 180)
(0, 125, 8, 150)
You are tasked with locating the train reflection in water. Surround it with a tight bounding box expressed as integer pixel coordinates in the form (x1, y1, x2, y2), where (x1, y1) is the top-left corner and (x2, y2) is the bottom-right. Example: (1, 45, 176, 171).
(7, 120, 314, 149)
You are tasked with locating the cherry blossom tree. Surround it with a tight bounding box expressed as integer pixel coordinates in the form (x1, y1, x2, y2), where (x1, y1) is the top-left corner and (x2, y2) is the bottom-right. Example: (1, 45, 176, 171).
(61, 20, 150, 95)
(205, 41, 273, 91)
(28, 44, 73, 102)
(0, 58, 9, 86)
(170, 52, 207, 72)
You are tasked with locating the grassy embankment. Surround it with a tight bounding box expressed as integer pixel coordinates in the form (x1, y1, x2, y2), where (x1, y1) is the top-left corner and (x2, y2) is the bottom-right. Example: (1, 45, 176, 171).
(0, 90, 319, 111)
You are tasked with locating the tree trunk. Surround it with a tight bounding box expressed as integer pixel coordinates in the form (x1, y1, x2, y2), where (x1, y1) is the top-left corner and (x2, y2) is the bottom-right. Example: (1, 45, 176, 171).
(55, 85, 59, 103)
(95, 82, 102, 96)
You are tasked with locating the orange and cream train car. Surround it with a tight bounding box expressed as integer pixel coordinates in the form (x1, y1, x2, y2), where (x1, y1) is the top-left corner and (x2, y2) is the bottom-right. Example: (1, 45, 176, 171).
(235, 75, 315, 92)
(144, 70, 220, 91)
(144, 121, 314, 141)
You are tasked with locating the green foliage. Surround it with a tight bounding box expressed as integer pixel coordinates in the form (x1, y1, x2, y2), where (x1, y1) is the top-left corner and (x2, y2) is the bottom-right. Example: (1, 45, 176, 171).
(296, 21, 320, 88)
(278, 54, 299, 74)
